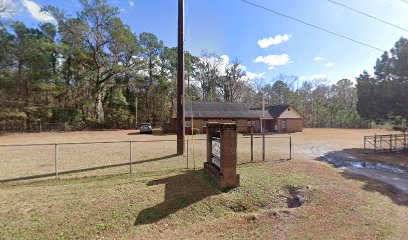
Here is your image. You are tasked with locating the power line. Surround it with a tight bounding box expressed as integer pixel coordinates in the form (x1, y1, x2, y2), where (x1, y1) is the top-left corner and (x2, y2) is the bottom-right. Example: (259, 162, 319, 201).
(238, 0, 385, 52)
(328, 0, 408, 32)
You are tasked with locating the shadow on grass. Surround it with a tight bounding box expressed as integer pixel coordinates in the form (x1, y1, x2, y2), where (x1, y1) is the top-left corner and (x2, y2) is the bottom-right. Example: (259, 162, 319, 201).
(316, 148, 408, 206)
(0, 153, 181, 183)
(127, 130, 174, 136)
(134, 169, 220, 225)
(237, 158, 291, 166)
(127, 132, 140, 135)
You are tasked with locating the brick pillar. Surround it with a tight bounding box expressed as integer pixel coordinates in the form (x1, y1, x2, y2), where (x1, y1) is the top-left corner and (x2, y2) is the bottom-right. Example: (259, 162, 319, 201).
(219, 124, 239, 188)
(204, 123, 239, 189)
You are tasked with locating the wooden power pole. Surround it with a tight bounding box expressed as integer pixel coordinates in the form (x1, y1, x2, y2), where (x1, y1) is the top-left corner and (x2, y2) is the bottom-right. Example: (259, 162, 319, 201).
(176, 0, 185, 155)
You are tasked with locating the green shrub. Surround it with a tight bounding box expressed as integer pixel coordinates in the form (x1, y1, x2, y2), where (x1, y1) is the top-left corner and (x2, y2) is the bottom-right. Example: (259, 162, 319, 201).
(192, 128, 200, 135)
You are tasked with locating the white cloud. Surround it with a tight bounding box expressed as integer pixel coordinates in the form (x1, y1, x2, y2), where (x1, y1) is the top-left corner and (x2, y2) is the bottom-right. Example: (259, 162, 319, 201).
(325, 62, 335, 67)
(238, 64, 247, 71)
(199, 54, 264, 81)
(243, 71, 265, 81)
(257, 34, 291, 48)
(314, 56, 324, 61)
(199, 54, 229, 76)
(22, 0, 55, 23)
(253, 54, 291, 69)
(218, 55, 253, 77)
(0, 0, 18, 18)
(219, 54, 229, 75)
(220, 54, 229, 64)
(299, 76, 307, 81)
(129, 1, 135, 7)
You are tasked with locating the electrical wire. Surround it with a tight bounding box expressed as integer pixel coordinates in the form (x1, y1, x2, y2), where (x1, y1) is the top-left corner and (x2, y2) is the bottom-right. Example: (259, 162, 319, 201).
(328, 0, 408, 32)
(238, 0, 385, 52)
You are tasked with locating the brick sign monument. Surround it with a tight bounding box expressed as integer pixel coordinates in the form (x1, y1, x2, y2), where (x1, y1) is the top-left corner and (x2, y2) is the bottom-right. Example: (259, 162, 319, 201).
(204, 123, 240, 189)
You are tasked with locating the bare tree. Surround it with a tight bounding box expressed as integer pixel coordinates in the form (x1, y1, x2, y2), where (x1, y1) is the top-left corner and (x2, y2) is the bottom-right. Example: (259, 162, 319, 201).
(221, 59, 247, 102)
(275, 74, 299, 90)
(0, 0, 17, 17)
(196, 50, 222, 101)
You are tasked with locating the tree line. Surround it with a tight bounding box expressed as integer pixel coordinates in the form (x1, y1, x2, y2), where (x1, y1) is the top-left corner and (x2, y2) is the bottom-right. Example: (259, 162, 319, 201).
(0, 0, 405, 131)
(356, 38, 408, 131)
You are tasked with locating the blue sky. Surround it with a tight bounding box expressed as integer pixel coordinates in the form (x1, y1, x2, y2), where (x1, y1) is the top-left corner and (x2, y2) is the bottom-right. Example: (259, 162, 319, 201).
(3, 0, 408, 85)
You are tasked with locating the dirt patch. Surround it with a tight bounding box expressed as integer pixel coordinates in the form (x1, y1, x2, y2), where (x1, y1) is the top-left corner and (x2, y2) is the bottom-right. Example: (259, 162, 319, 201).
(285, 185, 309, 208)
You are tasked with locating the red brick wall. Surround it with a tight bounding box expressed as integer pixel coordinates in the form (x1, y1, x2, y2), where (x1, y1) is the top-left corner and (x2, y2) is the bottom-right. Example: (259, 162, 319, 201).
(277, 118, 303, 133)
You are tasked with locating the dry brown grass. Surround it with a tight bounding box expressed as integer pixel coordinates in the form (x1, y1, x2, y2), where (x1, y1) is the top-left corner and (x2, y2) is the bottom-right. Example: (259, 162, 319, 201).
(0, 130, 290, 181)
(0, 128, 407, 239)
(290, 128, 406, 165)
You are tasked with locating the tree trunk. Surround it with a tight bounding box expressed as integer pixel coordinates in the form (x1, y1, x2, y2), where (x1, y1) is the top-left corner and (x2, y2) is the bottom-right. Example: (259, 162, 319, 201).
(95, 91, 104, 124)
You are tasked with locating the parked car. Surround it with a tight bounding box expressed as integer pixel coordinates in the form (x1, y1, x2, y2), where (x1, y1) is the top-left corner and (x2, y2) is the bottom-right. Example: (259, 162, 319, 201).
(140, 123, 153, 134)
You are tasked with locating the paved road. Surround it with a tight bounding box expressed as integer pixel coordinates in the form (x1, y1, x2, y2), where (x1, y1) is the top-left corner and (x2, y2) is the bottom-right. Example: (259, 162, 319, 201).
(347, 168, 408, 195)
(297, 142, 408, 195)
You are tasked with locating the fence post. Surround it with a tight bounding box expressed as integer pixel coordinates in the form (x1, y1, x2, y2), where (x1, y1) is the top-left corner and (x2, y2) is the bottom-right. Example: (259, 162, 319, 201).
(250, 125, 254, 162)
(54, 144, 58, 179)
(186, 140, 189, 169)
(374, 134, 377, 152)
(39, 122, 42, 133)
(193, 140, 196, 171)
(404, 132, 407, 149)
(390, 134, 392, 151)
(262, 130, 265, 162)
(289, 136, 292, 160)
(363, 136, 366, 150)
(129, 141, 132, 174)
(380, 135, 382, 150)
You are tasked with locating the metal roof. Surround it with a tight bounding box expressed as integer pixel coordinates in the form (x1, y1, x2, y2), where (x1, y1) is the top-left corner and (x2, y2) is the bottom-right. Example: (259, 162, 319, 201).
(250, 105, 291, 119)
(249, 109, 274, 119)
(173, 101, 260, 119)
(173, 102, 303, 119)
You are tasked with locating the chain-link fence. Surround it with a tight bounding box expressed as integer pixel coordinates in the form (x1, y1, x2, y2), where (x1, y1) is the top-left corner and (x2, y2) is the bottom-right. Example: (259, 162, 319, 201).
(0, 121, 119, 133)
(185, 135, 292, 169)
(0, 143, 55, 181)
(0, 133, 292, 182)
(0, 122, 72, 133)
(0, 140, 187, 182)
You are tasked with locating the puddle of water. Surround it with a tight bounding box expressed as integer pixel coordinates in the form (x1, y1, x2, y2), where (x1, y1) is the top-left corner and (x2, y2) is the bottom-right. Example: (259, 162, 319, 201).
(324, 156, 408, 175)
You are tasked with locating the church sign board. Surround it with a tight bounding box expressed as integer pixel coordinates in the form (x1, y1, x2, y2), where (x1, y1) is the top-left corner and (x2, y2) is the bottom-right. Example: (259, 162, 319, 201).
(212, 137, 221, 168)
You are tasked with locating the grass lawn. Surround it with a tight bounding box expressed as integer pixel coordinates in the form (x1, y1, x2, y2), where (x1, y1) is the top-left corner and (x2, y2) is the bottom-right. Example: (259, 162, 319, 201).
(1, 129, 407, 239)
(1, 159, 407, 239)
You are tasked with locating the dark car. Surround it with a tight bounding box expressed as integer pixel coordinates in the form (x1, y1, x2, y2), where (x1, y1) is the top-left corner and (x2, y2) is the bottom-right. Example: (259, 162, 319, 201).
(140, 123, 153, 134)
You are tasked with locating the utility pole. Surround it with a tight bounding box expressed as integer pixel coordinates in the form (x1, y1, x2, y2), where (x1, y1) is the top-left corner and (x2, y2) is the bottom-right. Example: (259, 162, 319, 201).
(262, 94, 265, 161)
(176, 0, 185, 155)
(261, 94, 265, 134)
